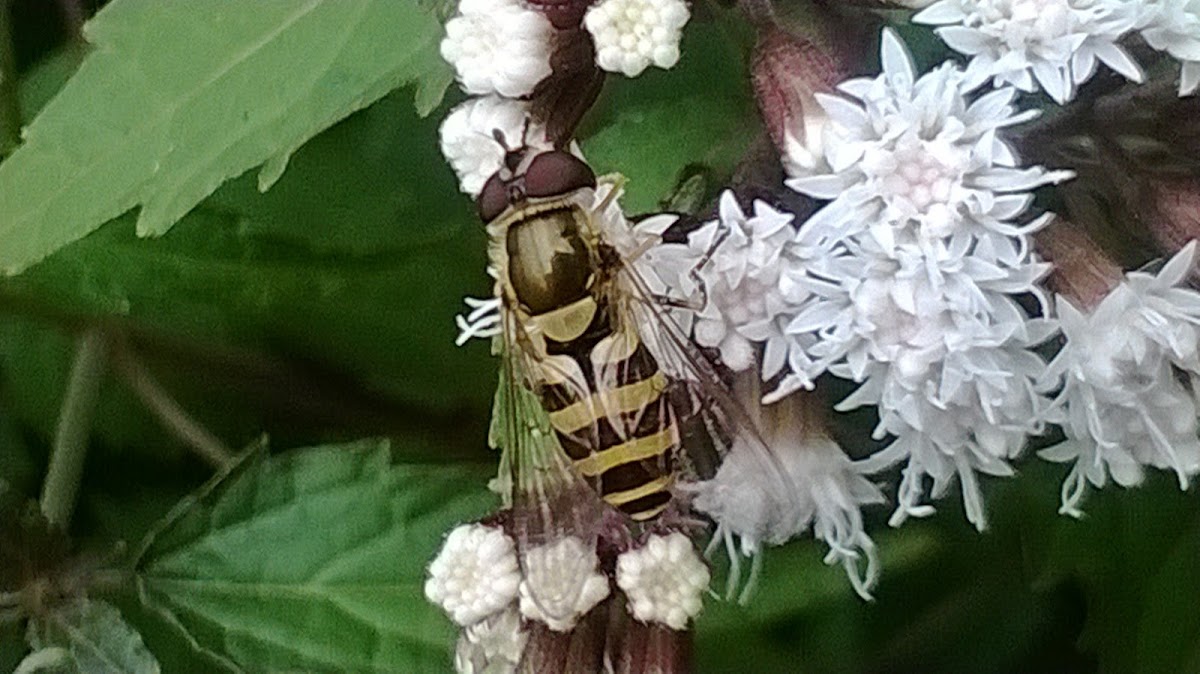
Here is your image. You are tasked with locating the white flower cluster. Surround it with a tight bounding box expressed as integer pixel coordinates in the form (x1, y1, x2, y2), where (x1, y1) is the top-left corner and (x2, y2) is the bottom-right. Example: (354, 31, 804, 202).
(426, 524, 523, 626)
(688, 416, 885, 599)
(428, 523, 721, 656)
(441, 0, 555, 98)
(615, 533, 710, 629)
(437, 0, 551, 197)
(437, 0, 692, 196)
(439, 96, 552, 196)
(517, 535, 611, 632)
(653, 192, 814, 379)
(914, 0, 1141, 103)
(440, 0, 555, 99)
(1040, 242, 1200, 515)
(1130, 0, 1200, 95)
(784, 30, 1066, 530)
(584, 0, 691, 77)
(656, 30, 1065, 536)
(915, 0, 1200, 101)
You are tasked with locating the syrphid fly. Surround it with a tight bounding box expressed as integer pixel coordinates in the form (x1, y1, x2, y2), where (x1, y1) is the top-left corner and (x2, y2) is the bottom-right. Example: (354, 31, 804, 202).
(460, 132, 795, 647)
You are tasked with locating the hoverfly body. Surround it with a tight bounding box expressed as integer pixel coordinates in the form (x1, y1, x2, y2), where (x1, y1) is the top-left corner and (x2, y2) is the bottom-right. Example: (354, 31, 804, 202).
(472, 130, 794, 558)
(461, 130, 797, 674)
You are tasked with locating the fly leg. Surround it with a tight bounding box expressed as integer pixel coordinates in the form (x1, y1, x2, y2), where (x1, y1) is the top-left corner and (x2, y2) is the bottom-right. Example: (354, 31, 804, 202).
(649, 219, 731, 312)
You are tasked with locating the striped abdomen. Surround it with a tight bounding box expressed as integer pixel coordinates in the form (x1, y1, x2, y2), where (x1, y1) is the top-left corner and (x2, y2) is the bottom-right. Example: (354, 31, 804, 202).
(501, 203, 680, 521)
(539, 334, 680, 522)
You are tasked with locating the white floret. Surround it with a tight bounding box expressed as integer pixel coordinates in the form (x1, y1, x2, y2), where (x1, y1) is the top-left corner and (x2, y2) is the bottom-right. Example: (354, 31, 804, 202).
(584, 0, 690, 77)
(615, 533, 709, 630)
(439, 96, 550, 197)
(517, 536, 610, 631)
(426, 524, 522, 627)
(1131, 0, 1200, 95)
(1039, 241, 1200, 514)
(454, 606, 527, 674)
(441, 0, 555, 97)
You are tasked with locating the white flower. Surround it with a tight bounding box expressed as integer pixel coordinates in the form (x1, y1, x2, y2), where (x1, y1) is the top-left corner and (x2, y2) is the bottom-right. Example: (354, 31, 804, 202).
(852, 338, 1053, 530)
(454, 607, 527, 674)
(1130, 0, 1200, 95)
(441, 0, 555, 97)
(1039, 242, 1200, 515)
(687, 396, 884, 600)
(653, 191, 814, 381)
(584, 0, 690, 77)
(517, 536, 610, 631)
(788, 240, 1052, 387)
(787, 29, 1072, 260)
(615, 532, 709, 629)
(426, 524, 522, 627)
(777, 29, 1062, 531)
(439, 96, 550, 196)
(914, 0, 1142, 103)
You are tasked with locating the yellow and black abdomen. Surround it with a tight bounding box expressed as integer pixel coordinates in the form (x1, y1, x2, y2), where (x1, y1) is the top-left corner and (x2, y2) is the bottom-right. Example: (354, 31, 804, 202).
(539, 339, 680, 522)
(502, 201, 679, 522)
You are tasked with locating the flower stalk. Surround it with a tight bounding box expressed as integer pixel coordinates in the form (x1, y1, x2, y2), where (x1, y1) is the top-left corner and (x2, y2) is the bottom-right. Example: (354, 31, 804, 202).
(40, 328, 108, 530)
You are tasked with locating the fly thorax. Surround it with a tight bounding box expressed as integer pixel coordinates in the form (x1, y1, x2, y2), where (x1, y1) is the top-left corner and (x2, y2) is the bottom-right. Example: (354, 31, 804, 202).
(506, 206, 596, 315)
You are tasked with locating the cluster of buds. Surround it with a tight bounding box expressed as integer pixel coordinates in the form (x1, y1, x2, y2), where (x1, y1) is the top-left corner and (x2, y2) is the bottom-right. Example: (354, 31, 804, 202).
(437, 0, 692, 196)
(426, 515, 710, 672)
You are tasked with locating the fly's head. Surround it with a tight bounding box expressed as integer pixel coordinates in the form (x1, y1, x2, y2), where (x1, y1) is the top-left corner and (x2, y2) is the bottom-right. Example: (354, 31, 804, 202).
(476, 132, 597, 223)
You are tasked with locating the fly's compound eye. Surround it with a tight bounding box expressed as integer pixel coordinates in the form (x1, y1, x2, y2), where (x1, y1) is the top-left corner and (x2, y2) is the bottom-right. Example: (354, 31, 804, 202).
(523, 151, 597, 199)
(477, 172, 509, 222)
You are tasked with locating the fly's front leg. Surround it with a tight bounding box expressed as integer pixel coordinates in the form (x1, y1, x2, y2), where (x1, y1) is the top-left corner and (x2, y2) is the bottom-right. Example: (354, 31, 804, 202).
(651, 219, 731, 312)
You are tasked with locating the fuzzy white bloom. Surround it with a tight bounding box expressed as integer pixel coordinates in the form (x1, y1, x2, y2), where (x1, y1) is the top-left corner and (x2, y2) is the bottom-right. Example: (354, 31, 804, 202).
(1039, 242, 1200, 515)
(688, 418, 884, 600)
(914, 0, 1141, 103)
(775, 33, 1060, 532)
(787, 29, 1072, 261)
(454, 607, 527, 674)
(615, 533, 709, 629)
(426, 524, 522, 627)
(652, 191, 815, 381)
(1129, 0, 1200, 95)
(787, 240, 1053, 388)
(851, 336, 1054, 529)
(439, 97, 550, 197)
(441, 0, 555, 97)
(517, 536, 610, 631)
(584, 0, 690, 77)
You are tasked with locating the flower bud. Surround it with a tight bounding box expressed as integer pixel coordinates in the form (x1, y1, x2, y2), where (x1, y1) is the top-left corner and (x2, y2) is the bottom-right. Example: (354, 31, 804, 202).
(750, 26, 847, 172)
(1034, 223, 1123, 311)
(1141, 178, 1200, 269)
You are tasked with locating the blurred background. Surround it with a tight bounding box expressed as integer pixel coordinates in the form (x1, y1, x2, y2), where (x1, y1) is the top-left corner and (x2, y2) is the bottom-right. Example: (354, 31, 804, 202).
(1, 2, 1197, 672)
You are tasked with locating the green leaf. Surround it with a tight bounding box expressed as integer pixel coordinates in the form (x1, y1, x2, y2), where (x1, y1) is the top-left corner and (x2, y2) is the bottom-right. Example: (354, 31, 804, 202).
(27, 599, 161, 674)
(0, 0, 450, 275)
(1135, 515, 1200, 674)
(134, 439, 495, 672)
(580, 19, 759, 215)
(0, 87, 495, 418)
(1023, 466, 1200, 674)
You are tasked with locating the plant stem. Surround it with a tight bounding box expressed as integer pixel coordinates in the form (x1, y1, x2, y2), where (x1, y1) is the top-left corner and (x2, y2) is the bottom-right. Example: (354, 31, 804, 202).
(0, 0, 21, 157)
(111, 343, 234, 470)
(40, 329, 108, 529)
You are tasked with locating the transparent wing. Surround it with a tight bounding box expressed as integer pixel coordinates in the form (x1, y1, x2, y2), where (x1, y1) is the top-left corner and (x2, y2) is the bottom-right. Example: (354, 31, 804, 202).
(493, 305, 611, 628)
(587, 325, 681, 523)
(611, 252, 799, 505)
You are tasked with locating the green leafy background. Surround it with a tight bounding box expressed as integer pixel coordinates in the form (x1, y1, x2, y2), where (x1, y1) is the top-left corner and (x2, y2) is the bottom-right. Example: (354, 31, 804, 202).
(0, 1, 1196, 672)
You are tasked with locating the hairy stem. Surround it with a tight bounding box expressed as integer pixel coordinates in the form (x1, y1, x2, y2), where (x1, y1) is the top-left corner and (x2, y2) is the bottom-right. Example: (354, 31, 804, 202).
(0, 0, 21, 157)
(40, 329, 108, 530)
(112, 343, 234, 470)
